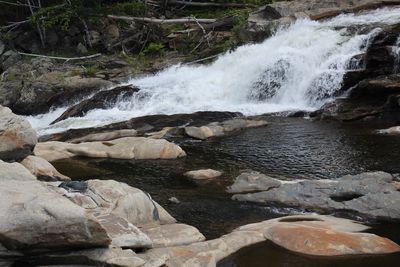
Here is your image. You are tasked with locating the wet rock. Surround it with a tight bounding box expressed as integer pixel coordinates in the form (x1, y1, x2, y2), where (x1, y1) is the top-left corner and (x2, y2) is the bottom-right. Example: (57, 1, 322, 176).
(34, 137, 186, 162)
(351, 74, 400, 97)
(13, 74, 113, 115)
(21, 155, 70, 181)
(265, 223, 400, 256)
(226, 171, 282, 193)
(184, 169, 223, 180)
(185, 118, 268, 140)
(0, 160, 36, 181)
(59, 181, 88, 193)
(231, 171, 400, 221)
(51, 85, 140, 124)
(0, 179, 110, 251)
(378, 125, 400, 134)
(141, 224, 206, 248)
(0, 105, 37, 161)
(40, 111, 241, 142)
(68, 129, 138, 143)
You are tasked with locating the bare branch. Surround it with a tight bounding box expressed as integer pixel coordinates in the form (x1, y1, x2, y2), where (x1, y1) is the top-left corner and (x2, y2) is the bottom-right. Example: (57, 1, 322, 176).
(107, 15, 216, 24)
(18, 52, 102, 62)
(168, 0, 256, 8)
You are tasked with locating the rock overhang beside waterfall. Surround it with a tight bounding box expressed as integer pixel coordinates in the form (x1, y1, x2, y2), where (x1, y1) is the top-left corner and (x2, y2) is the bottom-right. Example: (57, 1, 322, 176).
(229, 171, 400, 221)
(0, 105, 37, 162)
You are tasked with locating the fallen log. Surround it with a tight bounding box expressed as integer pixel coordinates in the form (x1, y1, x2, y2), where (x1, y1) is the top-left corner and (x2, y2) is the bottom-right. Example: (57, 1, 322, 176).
(107, 15, 216, 24)
(168, 0, 256, 8)
(18, 52, 102, 61)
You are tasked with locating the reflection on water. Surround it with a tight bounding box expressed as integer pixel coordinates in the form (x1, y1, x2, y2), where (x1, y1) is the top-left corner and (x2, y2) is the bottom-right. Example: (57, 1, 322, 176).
(54, 118, 400, 266)
(218, 241, 400, 267)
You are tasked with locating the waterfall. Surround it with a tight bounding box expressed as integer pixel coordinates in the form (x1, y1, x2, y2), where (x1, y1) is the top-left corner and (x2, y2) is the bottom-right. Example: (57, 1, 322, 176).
(27, 7, 400, 135)
(393, 36, 400, 73)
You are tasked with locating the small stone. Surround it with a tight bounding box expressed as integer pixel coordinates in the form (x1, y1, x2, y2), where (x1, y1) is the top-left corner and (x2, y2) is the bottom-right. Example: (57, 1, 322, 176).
(184, 169, 223, 180)
(76, 43, 88, 55)
(168, 197, 180, 204)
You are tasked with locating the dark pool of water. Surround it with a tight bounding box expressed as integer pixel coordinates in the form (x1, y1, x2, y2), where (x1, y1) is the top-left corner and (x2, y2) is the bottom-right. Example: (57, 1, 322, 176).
(218, 241, 400, 267)
(54, 117, 400, 267)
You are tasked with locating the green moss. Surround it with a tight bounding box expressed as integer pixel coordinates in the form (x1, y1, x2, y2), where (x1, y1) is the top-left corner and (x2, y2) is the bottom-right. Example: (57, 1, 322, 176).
(141, 42, 166, 57)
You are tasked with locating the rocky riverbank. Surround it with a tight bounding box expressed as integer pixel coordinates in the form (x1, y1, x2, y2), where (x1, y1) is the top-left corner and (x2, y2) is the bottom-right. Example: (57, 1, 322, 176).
(1, 101, 400, 267)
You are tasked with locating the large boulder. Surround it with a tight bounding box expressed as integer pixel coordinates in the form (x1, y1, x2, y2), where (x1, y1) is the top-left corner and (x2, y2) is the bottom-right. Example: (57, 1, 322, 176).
(0, 160, 36, 181)
(34, 137, 186, 162)
(58, 179, 177, 227)
(0, 105, 37, 161)
(231, 171, 400, 221)
(226, 171, 282, 193)
(0, 179, 110, 251)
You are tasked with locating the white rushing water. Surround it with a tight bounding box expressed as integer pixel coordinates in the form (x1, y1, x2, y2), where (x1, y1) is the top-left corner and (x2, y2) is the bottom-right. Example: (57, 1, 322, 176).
(28, 7, 400, 135)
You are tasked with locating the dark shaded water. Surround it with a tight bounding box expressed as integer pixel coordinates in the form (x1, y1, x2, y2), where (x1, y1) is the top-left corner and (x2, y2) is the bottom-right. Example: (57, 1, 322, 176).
(54, 117, 400, 267)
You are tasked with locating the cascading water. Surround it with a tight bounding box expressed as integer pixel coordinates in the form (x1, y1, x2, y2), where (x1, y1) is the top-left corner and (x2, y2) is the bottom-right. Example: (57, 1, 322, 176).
(392, 35, 400, 73)
(28, 7, 400, 135)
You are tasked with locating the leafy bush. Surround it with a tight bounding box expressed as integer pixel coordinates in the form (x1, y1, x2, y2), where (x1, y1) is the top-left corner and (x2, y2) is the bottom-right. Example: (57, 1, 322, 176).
(141, 42, 165, 57)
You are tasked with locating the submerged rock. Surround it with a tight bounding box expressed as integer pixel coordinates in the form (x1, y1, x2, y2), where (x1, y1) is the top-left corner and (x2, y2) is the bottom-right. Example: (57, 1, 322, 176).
(0, 105, 37, 161)
(21, 155, 70, 181)
(34, 137, 186, 162)
(231, 171, 400, 221)
(184, 169, 223, 180)
(378, 125, 400, 134)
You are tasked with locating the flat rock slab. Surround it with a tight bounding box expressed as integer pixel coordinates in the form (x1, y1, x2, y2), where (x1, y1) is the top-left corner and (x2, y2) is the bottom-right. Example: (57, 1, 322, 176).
(34, 137, 186, 162)
(141, 224, 206, 248)
(0, 105, 37, 161)
(227, 171, 282, 193)
(265, 223, 400, 256)
(184, 169, 223, 180)
(231, 171, 400, 221)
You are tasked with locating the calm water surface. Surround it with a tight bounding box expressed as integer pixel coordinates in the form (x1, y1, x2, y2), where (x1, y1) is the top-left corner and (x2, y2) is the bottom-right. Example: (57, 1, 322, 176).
(54, 117, 400, 267)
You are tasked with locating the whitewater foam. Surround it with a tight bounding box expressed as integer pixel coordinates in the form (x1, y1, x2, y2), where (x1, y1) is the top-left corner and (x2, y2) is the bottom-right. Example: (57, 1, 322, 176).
(28, 7, 400, 135)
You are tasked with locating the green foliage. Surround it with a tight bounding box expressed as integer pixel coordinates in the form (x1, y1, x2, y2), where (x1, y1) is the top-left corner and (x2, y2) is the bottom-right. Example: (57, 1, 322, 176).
(141, 42, 165, 57)
(85, 65, 98, 77)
